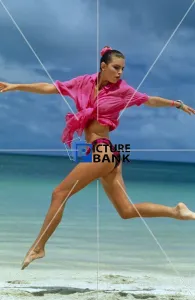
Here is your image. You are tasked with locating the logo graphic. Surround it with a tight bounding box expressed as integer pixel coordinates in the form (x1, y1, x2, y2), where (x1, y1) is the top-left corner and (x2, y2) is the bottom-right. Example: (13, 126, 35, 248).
(73, 142, 131, 164)
(75, 143, 93, 162)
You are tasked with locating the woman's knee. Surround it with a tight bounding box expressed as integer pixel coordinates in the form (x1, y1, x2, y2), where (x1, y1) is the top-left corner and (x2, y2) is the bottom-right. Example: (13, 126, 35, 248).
(119, 207, 134, 219)
(51, 187, 70, 203)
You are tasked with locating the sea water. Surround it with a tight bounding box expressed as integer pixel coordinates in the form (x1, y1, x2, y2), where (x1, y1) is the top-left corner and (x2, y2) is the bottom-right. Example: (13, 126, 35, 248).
(0, 153, 195, 298)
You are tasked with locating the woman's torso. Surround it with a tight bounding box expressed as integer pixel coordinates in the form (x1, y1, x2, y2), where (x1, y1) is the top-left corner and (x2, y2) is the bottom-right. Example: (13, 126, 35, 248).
(84, 120, 110, 143)
(84, 85, 110, 143)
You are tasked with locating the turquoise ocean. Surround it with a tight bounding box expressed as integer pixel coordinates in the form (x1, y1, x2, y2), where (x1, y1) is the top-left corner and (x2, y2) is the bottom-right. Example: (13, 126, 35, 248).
(0, 153, 195, 299)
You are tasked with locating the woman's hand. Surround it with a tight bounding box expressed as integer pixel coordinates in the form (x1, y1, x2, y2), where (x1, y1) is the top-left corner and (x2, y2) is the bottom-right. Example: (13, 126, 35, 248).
(0, 82, 18, 93)
(1, 81, 58, 94)
(181, 104, 195, 115)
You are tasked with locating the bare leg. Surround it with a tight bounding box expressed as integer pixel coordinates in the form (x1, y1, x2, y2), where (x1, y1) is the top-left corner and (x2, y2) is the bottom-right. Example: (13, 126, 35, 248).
(101, 163, 195, 220)
(117, 201, 195, 220)
(21, 146, 115, 270)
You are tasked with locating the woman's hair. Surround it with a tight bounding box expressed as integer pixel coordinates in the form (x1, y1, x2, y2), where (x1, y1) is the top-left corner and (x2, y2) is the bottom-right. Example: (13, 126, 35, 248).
(100, 46, 125, 70)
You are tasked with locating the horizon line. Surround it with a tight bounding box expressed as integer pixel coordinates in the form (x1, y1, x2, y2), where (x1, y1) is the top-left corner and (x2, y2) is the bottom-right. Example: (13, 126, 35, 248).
(0, 151, 194, 165)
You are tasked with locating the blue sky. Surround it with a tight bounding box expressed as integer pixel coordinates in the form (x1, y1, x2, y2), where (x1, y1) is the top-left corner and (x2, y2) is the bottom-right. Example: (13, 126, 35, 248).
(0, 0, 195, 162)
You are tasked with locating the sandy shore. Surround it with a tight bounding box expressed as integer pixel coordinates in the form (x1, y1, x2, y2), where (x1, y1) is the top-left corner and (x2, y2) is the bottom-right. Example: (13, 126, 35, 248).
(1, 287, 195, 300)
(0, 267, 195, 300)
(1, 291, 195, 300)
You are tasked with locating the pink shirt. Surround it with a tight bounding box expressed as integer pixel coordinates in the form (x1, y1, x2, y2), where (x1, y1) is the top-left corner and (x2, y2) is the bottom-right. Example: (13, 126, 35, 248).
(54, 73, 149, 147)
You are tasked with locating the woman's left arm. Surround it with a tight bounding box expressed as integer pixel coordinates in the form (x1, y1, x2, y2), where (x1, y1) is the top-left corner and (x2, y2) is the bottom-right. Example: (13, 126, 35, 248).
(145, 96, 195, 115)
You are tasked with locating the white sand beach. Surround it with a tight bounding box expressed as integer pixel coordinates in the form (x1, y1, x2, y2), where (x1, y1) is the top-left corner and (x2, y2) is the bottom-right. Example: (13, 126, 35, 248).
(0, 267, 195, 300)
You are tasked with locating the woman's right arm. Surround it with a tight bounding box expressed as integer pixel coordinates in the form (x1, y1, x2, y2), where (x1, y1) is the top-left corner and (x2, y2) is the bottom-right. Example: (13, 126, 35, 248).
(0, 82, 58, 94)
(1, 75, 84, 96)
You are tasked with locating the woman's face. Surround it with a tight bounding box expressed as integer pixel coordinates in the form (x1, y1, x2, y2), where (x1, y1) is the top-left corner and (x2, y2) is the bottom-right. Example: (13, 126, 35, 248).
(102, 57, 125, 83)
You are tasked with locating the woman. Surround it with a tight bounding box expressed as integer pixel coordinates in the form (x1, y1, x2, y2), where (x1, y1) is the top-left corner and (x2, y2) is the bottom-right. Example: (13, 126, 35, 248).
(0, 46, 195, 270)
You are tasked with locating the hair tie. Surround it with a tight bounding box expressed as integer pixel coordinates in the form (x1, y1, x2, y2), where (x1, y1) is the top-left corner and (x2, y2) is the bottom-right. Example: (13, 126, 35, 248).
(100, 46, 112, 57)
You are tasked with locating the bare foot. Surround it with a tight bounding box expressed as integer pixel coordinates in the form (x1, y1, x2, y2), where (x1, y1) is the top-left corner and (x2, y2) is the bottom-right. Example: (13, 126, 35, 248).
(175, 202, 195, 220)
(21, 247, 45, 270)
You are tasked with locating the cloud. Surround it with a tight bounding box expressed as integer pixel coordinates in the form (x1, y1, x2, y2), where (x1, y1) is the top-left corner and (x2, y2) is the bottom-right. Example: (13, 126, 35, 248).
(0, 0, 97, 71)
(0, 0, 195, 161)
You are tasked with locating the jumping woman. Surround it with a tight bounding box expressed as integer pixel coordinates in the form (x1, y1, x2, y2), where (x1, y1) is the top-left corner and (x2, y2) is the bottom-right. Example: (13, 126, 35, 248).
(0, 46, 195, 270)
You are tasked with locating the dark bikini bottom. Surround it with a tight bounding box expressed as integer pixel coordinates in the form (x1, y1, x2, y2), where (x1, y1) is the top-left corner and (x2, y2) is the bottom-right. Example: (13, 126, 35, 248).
(88, 138, 121, 169)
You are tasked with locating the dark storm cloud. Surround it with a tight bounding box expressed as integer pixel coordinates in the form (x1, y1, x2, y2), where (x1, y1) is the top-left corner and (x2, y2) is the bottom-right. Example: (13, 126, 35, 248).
(0, 0, 195, 161)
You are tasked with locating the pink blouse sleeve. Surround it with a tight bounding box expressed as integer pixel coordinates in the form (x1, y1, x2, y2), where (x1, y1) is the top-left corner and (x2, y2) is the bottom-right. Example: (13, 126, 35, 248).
(54, 75, 84, 98)
(124, 85, 149, 107)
